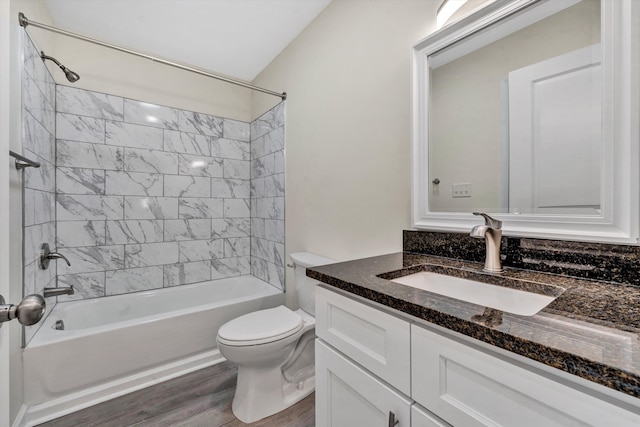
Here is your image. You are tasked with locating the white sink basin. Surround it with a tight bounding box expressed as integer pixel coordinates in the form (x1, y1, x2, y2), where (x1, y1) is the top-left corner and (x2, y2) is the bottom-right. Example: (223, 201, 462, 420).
(391, 272, 559, 316)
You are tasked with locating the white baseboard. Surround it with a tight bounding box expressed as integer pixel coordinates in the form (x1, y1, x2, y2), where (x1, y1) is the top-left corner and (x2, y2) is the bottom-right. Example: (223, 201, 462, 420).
(18, 350, 224, 427)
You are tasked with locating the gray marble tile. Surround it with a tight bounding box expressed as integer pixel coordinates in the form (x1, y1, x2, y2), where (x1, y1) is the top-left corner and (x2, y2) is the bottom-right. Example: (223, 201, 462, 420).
(264, 173, 285, 197)
(125, 242, 179, 268)
(211, 178, 250, 199)
(238, 255, 251, 275)
(164, 175, 210, 197)
(24, 150, 55, 193)
(105, 171, 163, 196)
(251, 126, 284, 159)
(57, 140, 124, 170)
(211, 257, 243, 280)
(179, 239, 224, 262)
(57, 221, 106, 248)
(250, 257, 268, 283)
(24, 110, 55, 164)
(57, 272, 106, 301)
(58, 246, 125, 274)
(34, 190, 55, 225)
(57, 194, 124, 221)
(223, 159, 250, 180)
(212, 218, 251, 238)
(57, 86, 124, 121)
(265, 219, 285, 244)
(57, 167, 106, 195)
(273, 151, 284, 174)
(106, 121, 163, 150)
(124, 147, 178, 174)
(164, 219, 211, 241)
(179, 110, 223, 137)
(124, 196, 178, 220)
(251, 102, 284, 140)
(177, 154, 223, 177)
(224, 237, 250, 257)
(255, 197, 284, 220)
(24, 73, 55, 134)
(24, 189, 35, 227)
(223, 118, 250, 142)
(211, 138, 250, 160)
(268, 261, 285, 288)
(224, 199, 250, 218)
(24, 36, 56, 104)
(124, 99, 179, 130)
(106, 266, 164, 295)
(164, 130, 210, 156)
(251, 218, 265, 239)
(178, 198, 223, 219)
(163, 261, 211, 287)
(251, 155, 274, 179)
(251, 237, 270, 262)
(106, 220, 164, 244)
(250, 177, 265, 198)
(57, 113, 105, 144)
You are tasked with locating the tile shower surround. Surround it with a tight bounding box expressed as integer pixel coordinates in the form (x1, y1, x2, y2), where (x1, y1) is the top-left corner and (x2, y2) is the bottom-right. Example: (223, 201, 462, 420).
(22, 35, 57, 342)
(52, 86, 285, 301)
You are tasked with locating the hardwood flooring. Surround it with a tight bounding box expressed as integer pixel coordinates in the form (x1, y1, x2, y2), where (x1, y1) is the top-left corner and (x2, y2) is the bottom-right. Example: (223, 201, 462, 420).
(38, 362, 315, 427)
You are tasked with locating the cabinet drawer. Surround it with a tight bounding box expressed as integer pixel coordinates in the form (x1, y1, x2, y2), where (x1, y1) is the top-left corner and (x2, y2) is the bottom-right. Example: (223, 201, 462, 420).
(316, 286, 411, 394)
(316, 340, 412, 427)
(411, 324, 640, 427)
(412, 404, 451, 427)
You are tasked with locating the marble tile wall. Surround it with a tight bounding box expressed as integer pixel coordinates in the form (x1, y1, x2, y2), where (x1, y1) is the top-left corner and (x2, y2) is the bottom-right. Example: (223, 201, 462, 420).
(250, 103, 285, 289)
(22, 36, 57, 342)
(55, 85, 254, 300)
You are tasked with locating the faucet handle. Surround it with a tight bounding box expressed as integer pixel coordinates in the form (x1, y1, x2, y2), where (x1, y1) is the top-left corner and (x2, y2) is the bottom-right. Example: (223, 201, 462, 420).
(473, 212, 502, 229)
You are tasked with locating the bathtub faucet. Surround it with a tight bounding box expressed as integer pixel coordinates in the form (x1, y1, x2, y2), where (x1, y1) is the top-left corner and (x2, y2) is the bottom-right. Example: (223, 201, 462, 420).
(43, 286, 74, 298)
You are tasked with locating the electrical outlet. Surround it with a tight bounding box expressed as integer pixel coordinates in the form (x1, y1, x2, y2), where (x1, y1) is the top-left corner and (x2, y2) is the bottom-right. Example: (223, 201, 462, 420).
(452, 182, 471, 198)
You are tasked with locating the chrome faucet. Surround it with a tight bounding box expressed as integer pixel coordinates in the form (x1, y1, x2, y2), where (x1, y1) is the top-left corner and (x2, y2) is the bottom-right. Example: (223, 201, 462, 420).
(470, 212, 503, 273)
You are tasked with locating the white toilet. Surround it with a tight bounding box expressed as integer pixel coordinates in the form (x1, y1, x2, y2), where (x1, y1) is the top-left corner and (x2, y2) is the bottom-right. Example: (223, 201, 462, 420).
(216, 252, 334, 423)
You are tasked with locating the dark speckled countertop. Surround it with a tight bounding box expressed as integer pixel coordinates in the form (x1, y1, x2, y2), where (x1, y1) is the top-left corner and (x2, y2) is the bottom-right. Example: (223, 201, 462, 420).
(307, 252, 640, 399)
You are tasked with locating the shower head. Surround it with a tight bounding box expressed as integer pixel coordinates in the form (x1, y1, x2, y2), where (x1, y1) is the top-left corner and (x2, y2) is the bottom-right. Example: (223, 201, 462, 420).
(40, 51, 80, 83)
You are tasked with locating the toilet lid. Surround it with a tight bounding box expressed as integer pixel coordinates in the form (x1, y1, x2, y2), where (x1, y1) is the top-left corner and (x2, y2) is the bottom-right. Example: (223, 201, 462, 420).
(217, 306, 303, 345)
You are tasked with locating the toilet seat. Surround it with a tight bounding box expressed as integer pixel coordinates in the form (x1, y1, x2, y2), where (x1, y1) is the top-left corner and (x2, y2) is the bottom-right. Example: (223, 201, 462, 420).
(217, 306, 304, 346)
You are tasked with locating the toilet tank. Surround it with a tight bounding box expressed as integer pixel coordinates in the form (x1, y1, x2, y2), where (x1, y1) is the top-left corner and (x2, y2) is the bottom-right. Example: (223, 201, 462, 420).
(290, 252, 335, 316)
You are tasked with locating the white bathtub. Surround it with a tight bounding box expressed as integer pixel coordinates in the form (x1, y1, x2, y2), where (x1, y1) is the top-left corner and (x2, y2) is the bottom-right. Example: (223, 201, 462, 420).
(21, 275, 284, 426)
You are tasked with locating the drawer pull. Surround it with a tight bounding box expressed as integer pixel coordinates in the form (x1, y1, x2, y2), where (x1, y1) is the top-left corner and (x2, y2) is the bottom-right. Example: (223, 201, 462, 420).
(388, 411, 399, 427)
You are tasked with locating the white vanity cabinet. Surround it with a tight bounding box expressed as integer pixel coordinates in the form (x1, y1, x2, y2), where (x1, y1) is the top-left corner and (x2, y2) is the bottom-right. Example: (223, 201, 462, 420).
(315, 286, 640, 427)
(411, 324, 640, 427)
(316, 286, 448, 427)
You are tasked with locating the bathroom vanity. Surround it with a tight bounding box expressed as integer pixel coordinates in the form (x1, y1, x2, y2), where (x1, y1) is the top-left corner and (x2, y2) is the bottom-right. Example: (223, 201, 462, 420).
(311, 251, 640, 427)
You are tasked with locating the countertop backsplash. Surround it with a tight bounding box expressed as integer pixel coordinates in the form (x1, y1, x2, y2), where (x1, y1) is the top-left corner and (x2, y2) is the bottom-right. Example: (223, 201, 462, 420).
(404, 230, 640, 287)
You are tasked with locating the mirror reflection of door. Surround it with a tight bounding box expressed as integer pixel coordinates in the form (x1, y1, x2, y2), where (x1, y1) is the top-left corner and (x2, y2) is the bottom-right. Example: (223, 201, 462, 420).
(508, 45, 602, 215)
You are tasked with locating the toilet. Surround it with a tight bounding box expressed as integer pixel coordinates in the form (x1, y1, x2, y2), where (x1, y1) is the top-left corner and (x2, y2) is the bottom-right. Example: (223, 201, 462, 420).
(216, 252, 335, 423)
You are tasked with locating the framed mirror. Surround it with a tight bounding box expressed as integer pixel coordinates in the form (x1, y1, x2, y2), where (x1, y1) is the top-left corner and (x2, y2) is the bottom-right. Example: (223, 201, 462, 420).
(412, 0, 639, 244)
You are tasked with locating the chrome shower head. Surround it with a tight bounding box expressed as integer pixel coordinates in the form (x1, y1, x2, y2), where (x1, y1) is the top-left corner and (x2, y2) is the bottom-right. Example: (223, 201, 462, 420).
(40, 51, 80, 83)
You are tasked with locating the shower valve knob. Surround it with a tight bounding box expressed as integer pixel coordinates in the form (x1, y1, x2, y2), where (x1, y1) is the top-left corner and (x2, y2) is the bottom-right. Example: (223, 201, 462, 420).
(40, 243, 71, 269)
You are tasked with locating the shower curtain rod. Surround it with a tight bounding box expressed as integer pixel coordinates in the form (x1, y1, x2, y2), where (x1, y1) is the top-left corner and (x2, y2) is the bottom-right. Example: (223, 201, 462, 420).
(18, 12, 287, 101)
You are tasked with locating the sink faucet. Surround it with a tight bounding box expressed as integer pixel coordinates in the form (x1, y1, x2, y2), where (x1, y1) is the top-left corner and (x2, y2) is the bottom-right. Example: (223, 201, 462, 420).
(470, 212, 503, 273)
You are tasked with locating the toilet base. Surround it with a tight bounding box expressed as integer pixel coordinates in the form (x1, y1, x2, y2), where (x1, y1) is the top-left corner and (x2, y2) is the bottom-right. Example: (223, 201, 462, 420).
(231, 364, 315, 423)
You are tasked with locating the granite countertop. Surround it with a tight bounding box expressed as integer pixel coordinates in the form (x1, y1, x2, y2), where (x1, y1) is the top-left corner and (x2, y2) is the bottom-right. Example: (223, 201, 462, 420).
(307, 252, 640, 399)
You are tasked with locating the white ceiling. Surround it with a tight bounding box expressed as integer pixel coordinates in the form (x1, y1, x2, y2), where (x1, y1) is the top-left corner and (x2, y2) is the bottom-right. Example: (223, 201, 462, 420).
(43, 0, 331, 82)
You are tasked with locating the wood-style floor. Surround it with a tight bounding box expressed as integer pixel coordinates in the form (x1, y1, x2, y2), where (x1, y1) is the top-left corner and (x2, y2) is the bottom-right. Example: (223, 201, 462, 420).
(38, 362, 315, 427)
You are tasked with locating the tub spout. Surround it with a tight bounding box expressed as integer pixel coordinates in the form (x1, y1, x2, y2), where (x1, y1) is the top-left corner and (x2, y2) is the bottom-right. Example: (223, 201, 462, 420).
(43, 286, 74, 298)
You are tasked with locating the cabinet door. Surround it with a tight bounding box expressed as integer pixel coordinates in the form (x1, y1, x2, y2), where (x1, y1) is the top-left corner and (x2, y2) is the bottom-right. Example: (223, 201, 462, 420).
(412, 324, 640, 427)
(316, 286, 411, 394)
(316, 340, 411, 427)
(412, 404, 451, 427)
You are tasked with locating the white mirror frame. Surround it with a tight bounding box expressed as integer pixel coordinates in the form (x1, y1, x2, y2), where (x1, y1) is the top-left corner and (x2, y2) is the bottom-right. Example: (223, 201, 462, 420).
(412, 0, 640, 244)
